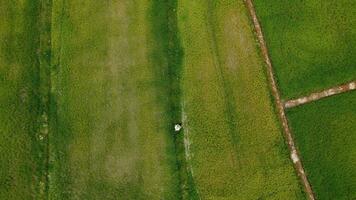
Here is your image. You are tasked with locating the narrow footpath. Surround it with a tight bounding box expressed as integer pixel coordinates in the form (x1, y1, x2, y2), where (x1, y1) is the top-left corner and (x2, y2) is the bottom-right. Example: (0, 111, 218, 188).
(284, 81, 356, 109)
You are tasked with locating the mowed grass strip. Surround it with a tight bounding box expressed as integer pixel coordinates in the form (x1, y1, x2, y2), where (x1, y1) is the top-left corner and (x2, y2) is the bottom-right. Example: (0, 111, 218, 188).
(0, 1, 47, 199)
(287, 92, 356, 199)
(254, 0, 356, 99)
(178, 0, 305, 199)
(50, 0, 182, 199)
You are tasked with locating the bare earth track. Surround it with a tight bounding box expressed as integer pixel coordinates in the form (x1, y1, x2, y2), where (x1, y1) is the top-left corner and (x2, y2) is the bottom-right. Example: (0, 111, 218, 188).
(244, 0, 315, 199)
(284, 81, 356, 109)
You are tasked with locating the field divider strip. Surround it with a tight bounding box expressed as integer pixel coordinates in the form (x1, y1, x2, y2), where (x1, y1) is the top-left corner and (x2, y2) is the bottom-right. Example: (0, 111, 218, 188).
(284, 80, 356, 109)
(244, 1, 315, 199)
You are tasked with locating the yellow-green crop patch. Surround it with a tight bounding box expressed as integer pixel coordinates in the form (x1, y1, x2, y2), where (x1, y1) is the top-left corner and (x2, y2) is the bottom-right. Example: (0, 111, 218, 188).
(178, 0, 305, 199)
(49, 0, 183, 199)
(254, 0, 356, 99)
(287, 92, 356, 199)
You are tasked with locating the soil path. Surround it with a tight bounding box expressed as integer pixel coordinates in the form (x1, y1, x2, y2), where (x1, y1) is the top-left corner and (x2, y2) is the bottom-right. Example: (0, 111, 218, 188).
(284, 81, 356, 108)
(244, 0, 315, 199)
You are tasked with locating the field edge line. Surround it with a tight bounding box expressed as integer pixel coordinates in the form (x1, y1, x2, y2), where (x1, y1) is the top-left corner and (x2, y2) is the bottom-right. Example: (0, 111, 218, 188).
(284, 80, 356, 109)
(243, 0, 316, 199)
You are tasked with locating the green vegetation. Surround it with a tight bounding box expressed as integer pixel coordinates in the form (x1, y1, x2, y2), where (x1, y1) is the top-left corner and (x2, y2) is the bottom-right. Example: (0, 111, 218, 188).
(49, 0, 186, 199)
(149, 1, 200, 198)
(287, 92, 356, 199)
(5, 0, 355, 199)
(0, 1, 48, 199)
(254, 0, 356, 99)
(178, 0, 304, 199)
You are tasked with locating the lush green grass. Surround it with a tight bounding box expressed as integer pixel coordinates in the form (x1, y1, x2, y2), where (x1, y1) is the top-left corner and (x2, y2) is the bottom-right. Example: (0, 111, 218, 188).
(178, 0, 305, 199)
(254, 0, 356, 99)
(287, 92, 356, 199)
(49, 0, 185, 199)
(0, 1, 48, 199)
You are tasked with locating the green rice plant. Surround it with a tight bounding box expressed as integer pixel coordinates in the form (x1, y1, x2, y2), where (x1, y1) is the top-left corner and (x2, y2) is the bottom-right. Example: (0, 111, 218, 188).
(254, 0, 356, 99)
(287, 92, 356, 199)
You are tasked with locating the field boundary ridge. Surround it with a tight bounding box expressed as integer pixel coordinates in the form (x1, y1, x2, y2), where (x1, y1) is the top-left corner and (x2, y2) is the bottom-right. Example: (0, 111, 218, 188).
(284, 81, 356, 109)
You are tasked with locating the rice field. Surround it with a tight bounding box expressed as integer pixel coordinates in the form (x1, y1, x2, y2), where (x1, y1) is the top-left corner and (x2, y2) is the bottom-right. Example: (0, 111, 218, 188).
(0, 1, 46, 199)
(254, 0, 356, 99)
(1, 0, 354, 199)
(178, 0, 304, 199)
(287, 92, 356, 199)
(49, 0, 182, 199)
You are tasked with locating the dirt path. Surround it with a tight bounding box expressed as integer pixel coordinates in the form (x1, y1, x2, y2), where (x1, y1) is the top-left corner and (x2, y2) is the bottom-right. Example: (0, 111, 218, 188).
(284, 81, 356, 109)
(244, 0, 315, 199)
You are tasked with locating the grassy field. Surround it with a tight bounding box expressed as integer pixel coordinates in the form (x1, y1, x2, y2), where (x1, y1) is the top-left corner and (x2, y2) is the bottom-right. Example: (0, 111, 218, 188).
(287, 92, 356, 199)
(0, 1, 49, 199)
(254, 0, 356, 99)
(178, 0, 305, 199)
(49, 0, 189, 199)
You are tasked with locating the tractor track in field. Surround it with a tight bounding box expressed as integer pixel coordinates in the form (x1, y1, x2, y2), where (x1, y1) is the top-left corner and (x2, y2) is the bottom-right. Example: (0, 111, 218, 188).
(244, 0, 315, 199)
(284, 80, 356, 109)
(205, 1, 240, 167)
(181, 103, 201, 200)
